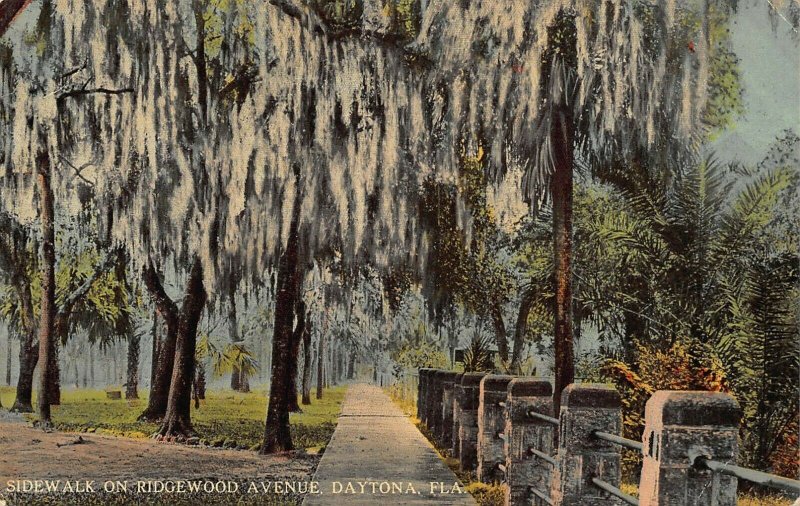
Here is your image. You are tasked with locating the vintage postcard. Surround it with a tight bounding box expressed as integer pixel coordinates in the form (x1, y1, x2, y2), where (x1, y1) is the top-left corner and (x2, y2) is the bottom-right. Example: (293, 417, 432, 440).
(0, 0, 797, 504)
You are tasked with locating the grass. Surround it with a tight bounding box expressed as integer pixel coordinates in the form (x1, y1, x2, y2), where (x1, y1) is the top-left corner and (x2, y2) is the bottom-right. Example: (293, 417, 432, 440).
(0, 385, 346, 451)
(385, 386, 505, 506)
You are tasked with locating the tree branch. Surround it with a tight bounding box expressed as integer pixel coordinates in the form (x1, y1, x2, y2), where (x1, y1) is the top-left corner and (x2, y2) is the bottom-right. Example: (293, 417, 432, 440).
(58, 247, 119, 316)
(56, 87, 134, 102)
(0, 0, 31, 38)
(58, 154, 95, 187)
(142, 260, 179, 325)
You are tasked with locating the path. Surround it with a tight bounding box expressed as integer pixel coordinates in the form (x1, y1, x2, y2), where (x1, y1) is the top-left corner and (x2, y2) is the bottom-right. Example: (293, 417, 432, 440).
(304, 383, 475, 505)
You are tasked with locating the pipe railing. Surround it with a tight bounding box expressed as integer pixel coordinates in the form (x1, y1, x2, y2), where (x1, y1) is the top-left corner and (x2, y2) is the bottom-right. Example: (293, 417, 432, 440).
(592, 430, 643, 452)
(528, 447, 556, 466)
(591, 477, 639, 506)
(526, 410, 559, 425)
(694, 456, 800, 495)
(529, 486, 554, 505)
(416, 371, 800, 505)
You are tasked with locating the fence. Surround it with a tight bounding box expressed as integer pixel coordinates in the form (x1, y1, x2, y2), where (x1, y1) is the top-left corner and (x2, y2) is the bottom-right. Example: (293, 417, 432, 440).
(415, 369, 800, 506)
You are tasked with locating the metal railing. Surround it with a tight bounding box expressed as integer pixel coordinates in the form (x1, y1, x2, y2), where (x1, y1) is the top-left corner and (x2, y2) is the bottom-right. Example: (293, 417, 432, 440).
(525, 409, 560, 504)
(591, 477, 639, 505)
(694, 456, 800, 495)
(593, 430, 643, 451)
(521, 417, 800, 505)
(529, 486, 554, 505)
(527, 409, 559, 425)
(528, 447, 556, 466)
(415, 372, 800, 504)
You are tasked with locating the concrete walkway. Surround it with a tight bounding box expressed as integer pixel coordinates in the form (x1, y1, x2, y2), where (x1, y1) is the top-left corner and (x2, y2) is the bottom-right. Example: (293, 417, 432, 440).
(304, 384, 475, 505)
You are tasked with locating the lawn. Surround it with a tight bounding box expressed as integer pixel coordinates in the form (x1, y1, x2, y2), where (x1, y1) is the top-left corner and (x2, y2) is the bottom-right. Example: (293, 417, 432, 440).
(0, 385, 346, 451)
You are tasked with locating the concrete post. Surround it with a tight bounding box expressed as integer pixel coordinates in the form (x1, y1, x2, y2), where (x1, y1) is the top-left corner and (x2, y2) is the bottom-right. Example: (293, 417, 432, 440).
(440, 371, 460, 450)
(458, 372, 487, 472)
(451, 373, 465, 456)
(550, 384, 623, 506)
(477, 374, 514, 483)
(417, 368, 431, 424)
(429, 370, 446, 439)
(503, 378, 554, 506)
(638, 391, 742, 506)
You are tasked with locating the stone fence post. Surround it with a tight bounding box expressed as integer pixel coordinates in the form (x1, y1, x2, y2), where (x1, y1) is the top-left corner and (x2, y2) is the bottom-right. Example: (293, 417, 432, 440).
(418, 368, 431, 424)
(477, 375, 514, 483)
(458, 372, 487, 472)
(432, 370, 449, 442)
(451, 373, 465, 456)
(503, 378, 554, 506)
(440, 371, 460, 449)
(550, 384, 623, 506)
(638, 391, 742, 506)
(425, 369, 442, 431)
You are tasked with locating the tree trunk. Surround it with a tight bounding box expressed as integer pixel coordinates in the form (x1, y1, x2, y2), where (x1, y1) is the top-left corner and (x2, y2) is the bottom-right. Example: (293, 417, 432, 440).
(36, 154, 57, 425)
(301, 314, 313, 405)
(48, 313, 68, 405)
(11, 329, 37, 412)
(150, 307, 160, 388)
(287, 299, 306, 413)
(11, 271, 36, 412)
(126, 331, 140, 399)
(510, 288, 536, 374)
(156, 257, 206, 439)
(551, 104, 575, 415)
(228, 288, 249, 392)
(193, 363, 206, 409)
(262, 192, 305, 454)
(347, 351, 355, 380)
(5, 332, 11, 385)
(0, 0, 31, 37)
(489, 303, 509, 366)
(73, 355, 79, 389)
(89, 342, 95, 387)
(316, 334, 324, 400)
(139, 263, 179, 422)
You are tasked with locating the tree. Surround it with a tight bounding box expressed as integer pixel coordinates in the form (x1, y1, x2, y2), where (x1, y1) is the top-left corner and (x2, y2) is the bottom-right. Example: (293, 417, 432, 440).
(414, 0, 748, 410)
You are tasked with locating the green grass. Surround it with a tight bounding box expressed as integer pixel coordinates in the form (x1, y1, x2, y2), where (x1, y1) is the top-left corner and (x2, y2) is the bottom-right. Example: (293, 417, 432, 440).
(0, 385, 346, 451)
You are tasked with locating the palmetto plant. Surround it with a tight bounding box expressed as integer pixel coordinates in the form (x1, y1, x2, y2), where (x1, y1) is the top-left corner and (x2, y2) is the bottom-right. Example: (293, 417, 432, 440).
(195, 334, 259, 381)
(578, 133, 799, 473)
(462, 334, 495, 373)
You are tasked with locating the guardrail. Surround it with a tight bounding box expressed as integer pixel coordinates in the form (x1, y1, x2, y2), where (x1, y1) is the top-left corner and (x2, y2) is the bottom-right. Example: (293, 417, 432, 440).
(416, 369, 800, 506)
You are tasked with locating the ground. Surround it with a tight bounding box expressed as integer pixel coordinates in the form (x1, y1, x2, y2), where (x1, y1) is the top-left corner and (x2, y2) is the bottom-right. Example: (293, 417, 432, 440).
(0, 385, 346, 505)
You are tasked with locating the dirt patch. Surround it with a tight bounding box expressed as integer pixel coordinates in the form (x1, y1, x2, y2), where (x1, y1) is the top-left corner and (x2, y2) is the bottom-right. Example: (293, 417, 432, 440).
(0, 421, 319, 505)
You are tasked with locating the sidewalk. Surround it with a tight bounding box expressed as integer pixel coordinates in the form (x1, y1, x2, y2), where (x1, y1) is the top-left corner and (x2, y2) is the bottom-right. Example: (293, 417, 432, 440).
(303, 384, 475, 505)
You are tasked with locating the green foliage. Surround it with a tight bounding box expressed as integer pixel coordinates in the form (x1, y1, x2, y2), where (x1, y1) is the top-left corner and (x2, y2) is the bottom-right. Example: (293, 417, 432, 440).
(600, 341, 728, 480)
(196, 334, 259, 380)
(462, 335, 494, 373)
(392, 341, 449, 370)
(703, 3, 745, 138)
(575, 133, 800, 476)
(464, 482, 505, 506)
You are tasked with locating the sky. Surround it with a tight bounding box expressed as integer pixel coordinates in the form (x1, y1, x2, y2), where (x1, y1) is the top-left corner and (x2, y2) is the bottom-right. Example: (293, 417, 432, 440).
(711, 0, 800, 165)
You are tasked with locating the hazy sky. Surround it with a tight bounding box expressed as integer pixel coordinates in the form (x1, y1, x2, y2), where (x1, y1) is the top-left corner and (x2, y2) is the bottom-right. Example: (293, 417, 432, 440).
(711, 0, 800, 165)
